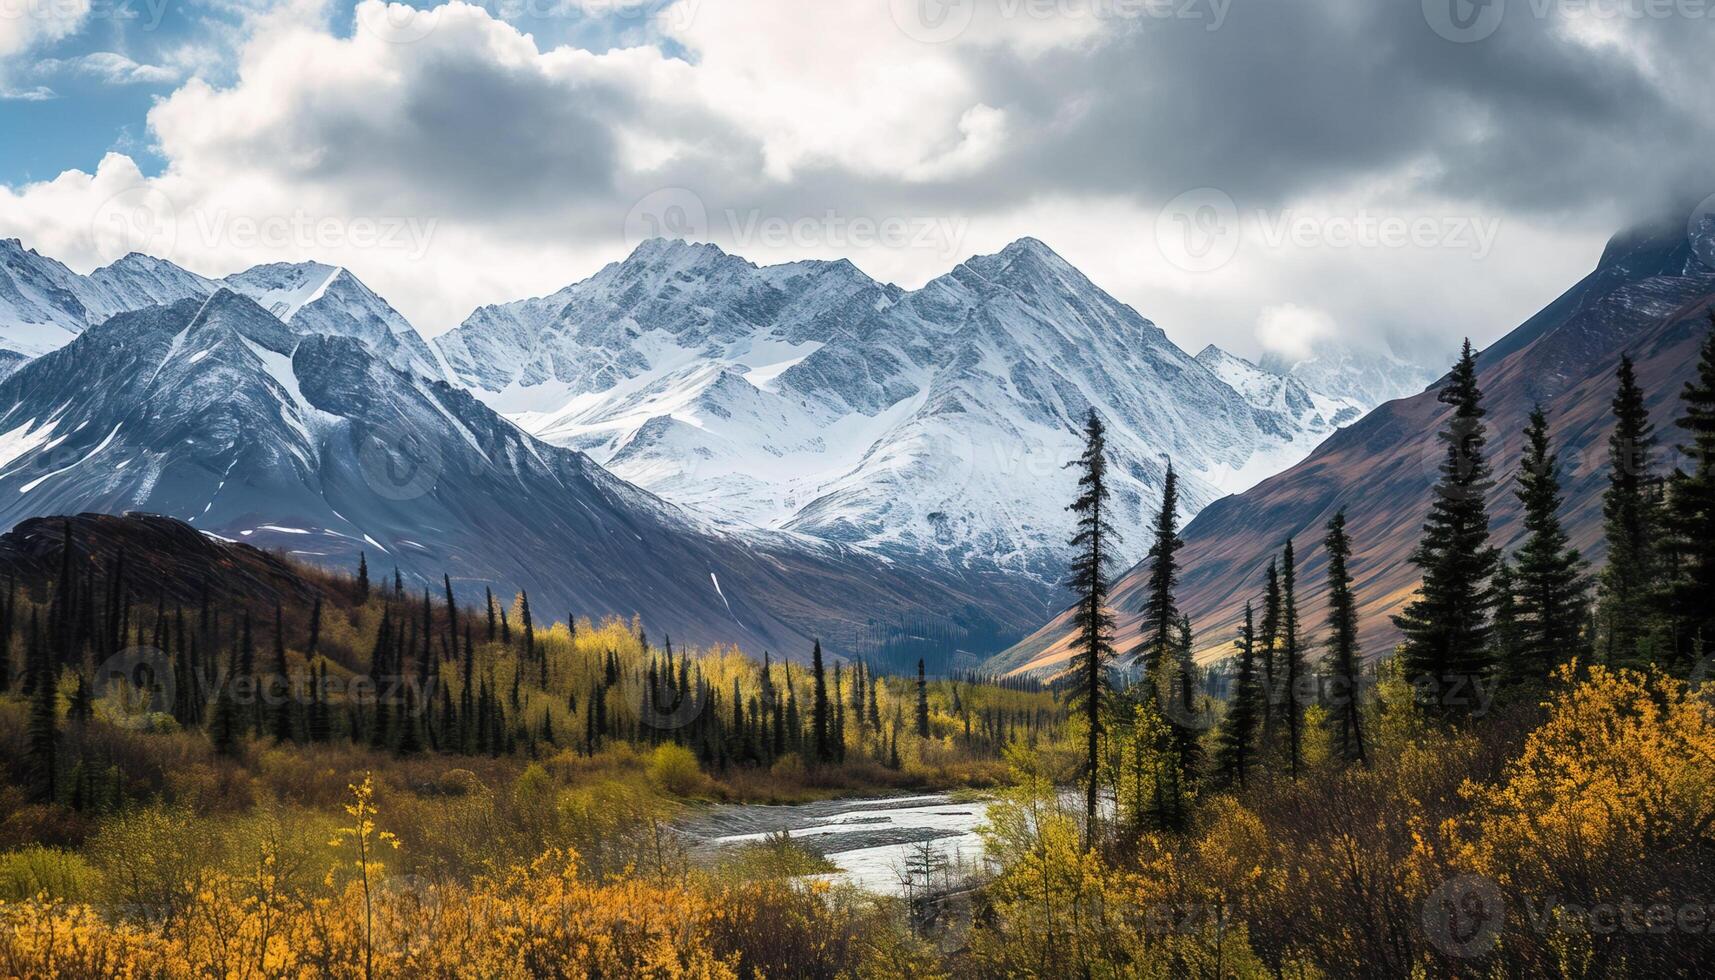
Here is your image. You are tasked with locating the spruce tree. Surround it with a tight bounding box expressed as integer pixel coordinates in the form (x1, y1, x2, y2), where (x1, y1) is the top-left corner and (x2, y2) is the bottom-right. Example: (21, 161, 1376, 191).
(1279, 540, 1306, 778)
(810, 639, 831, 762)
(1212, 602, 1261, 788)
(1322, 511, 1366, 766)
(308, 660, 332, 743)
(1257, 560, 1282, 750)
(1139, 463, 1184, 687)
(270, 602, 295, 743)
(915, 659, 930, 738)
(1507, 405, 1591, 688)
(396, 686, 423, 755)
(368, 609, 393, 750)
(27, 613, 59, 802)
(357, 552, 369, 601)
(1393, 339, 1500, 715)
(443, 574, 458, 651)
(0, 576, 13, 693)
(1598, 354, 1661, 666)
(1661, 318, 1715, 669)
(1064, 408, 1117, 848)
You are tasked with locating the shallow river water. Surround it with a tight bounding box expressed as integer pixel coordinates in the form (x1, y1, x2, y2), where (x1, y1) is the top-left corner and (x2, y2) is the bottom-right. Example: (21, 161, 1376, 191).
(678, 793, 994, 895)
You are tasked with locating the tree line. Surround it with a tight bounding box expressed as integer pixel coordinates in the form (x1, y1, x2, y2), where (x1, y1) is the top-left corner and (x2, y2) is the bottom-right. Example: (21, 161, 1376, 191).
(1061, 315, 1715, 844)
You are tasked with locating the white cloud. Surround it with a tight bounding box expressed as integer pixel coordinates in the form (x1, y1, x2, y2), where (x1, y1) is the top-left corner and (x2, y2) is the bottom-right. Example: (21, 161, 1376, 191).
(0, 0, 1702, 362)
(1255, 304, 1337, 363)
(37, 51, 181, 84)
(0, 0, 90, 59)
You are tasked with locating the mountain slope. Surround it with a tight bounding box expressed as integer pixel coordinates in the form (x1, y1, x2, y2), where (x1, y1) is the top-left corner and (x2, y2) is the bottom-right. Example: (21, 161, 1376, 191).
(993, 207, 1715, 675)
(438, 238, 1391, 585)
(0, 289, 1039, 664)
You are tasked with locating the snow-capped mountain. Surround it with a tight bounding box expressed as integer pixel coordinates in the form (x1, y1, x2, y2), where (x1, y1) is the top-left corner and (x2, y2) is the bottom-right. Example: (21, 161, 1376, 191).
(1258, 338, 1437, 410)
(0, 242, 446, 383)
(222, 262, 449, 382)
(0, 288, 1042, 661)
(1193, 345, 1364, 432)
(437, 238, 1385, 584)
(0, 240, 217, 359)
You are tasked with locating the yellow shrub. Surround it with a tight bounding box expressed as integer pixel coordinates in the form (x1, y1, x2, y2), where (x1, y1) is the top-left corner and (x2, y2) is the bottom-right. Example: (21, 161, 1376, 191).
(649, 743, 705, 797)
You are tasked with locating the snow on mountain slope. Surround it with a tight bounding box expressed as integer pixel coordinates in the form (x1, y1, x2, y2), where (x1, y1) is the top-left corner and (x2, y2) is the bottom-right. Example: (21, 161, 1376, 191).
(0, 242, 448, 384)
(0, 240, 217, 358)
(1259, 338, 1436, 410)
(438, 238, 1388, 585)
(222, 262, 449, 382)
(0, 288, 1045, 662)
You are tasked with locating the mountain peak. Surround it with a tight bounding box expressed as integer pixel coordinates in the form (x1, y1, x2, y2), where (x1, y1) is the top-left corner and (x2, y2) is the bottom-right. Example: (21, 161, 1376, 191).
(998, 236, 1060, 259)
(625, 237, 732, 265)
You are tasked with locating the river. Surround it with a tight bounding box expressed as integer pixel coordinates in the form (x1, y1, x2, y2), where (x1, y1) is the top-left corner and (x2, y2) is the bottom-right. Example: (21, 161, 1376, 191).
(678, 793, 994, 895)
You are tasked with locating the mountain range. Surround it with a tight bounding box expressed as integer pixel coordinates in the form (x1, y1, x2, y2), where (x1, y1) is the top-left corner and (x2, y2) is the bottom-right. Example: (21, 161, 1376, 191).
(992, 204, 1715, 675)
(0, 235, 1427, 666)
(435, 237, 1417, 584)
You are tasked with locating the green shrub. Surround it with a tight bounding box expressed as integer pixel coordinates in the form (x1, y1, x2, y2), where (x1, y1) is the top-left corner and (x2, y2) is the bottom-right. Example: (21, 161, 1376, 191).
(0, 846, 99, 903)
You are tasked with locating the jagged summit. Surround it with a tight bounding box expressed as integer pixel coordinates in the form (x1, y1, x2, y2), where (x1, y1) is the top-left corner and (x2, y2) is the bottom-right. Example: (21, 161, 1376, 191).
(436, 238, 1401, 587)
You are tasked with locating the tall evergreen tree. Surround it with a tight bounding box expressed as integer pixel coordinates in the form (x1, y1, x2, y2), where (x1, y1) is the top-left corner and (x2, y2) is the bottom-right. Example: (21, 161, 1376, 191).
(1139, 463, 1184, 687)
(1257, 560, 1283, 750)
(1598, 354, 1661, 666)
(1323, 511, 1366, 766)
(810, 639, 831, 762)
(1064, 408, 1117, 848)
(1279, 540, 1305, 779)
(915, 659, 930, 738)
(443, 574, 458, 652)
(1212, 602, 1261, 788)
(270, 602, 294, 743)
(1491, 559, 1520, 671)
(26, 611, 58, 802)
(1507, 405, 1591, 688)
(356, 552, 369, 601)
(0, 576, 13, 693)
(368, 609, 393, 749)
(1393, 339, 1500, 715)
(1661, 318, 1715, 669)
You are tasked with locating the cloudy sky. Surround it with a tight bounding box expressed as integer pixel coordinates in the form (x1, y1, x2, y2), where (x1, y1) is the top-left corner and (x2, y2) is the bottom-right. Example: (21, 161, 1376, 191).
(1, 0, 1711, 365)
